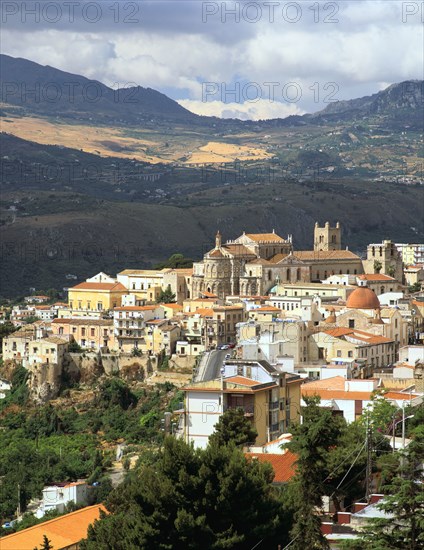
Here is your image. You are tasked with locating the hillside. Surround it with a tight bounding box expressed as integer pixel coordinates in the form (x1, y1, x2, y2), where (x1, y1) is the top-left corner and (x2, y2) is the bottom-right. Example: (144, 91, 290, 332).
(0, 54, 199, 124)
(0, 57, 423, 296)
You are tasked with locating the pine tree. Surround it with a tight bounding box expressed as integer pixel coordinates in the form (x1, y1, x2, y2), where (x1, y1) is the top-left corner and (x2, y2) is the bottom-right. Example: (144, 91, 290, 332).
(285, 396, 343, 549)
(208, 407, 257, 447)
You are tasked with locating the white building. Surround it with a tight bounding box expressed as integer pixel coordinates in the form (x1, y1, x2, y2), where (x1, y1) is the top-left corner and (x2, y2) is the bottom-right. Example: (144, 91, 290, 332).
(35, 481, 89, 518)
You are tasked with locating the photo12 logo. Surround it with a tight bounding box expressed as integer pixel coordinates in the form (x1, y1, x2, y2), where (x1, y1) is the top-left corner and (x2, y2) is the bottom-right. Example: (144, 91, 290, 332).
(402, 2, 424, 22)
(202, 1, 340, 24)
(1, 1, 140, 24)
(202, 81, 340, 104)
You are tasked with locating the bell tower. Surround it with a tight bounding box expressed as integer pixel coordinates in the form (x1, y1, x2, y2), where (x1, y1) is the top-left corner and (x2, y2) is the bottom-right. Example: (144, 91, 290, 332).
(314, 221, 341, 251)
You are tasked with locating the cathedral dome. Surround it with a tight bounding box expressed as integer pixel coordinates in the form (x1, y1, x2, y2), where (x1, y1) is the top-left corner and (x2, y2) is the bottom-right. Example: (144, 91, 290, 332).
(346, 286, 380, 309)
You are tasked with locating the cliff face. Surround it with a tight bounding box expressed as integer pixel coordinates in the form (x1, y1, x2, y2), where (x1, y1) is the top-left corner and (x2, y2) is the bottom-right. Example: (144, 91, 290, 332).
(28, 362, 62, 404)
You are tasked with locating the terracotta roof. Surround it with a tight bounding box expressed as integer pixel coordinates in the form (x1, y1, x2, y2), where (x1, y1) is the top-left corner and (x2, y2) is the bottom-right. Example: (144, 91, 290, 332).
(254, 306, 281, 312)
(201, 291, 218, 298)
(384, 391, 420, 400)
(118, 269, 162, 276)
(34, 306, 52, 310)
(43, 336, 68, 345)
(346, 286, 381, 309)
(208, 248, 226, 258)
(52, 318, 113, 326)
(322, 327, 393, 344)
(359, 274, 396, 281)
(302, 388, 375, 401)
(302, 376, 346, 391)
(225, 375, 261, 386)
(0, 505, 106, 550)
(194, 308, 214, 317)
(245, 452, 297, 483)
(163, 303, 183, 309)
(70, 282, 127, 291)
(223, 244, 256, 257)
(244, 233, 286, 243)
(290, 250, 361, 261)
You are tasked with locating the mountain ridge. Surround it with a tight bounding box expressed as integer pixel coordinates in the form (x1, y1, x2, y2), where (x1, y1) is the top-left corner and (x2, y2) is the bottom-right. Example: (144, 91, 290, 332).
(1, 54, 422, 129)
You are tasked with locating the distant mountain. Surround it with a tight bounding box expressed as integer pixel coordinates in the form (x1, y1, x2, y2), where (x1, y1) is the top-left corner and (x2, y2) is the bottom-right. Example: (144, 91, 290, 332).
(1, 54, 422, 130)
(0, 54, 198, 124)
(306, 81, 423, 130)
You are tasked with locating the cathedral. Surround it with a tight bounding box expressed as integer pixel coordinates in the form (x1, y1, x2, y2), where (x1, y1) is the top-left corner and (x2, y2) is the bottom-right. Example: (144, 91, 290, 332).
(191, 223, 367, 300)
(191, 230, 310, 299)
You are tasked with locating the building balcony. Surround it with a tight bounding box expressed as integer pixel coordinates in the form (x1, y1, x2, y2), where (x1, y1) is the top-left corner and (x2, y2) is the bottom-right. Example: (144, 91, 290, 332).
(225, 405, 254, 417)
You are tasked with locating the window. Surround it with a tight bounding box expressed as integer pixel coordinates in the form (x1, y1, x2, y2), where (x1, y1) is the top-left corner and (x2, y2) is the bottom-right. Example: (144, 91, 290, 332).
(349, 319, 355, 328)
(337, 350, 342, 357)
(91, 328, 95, 337)
(87, 302, 91, 310)
(97, 302, 103, 311)
(348, 351, 353, 358)
(81, 328, 86, 336)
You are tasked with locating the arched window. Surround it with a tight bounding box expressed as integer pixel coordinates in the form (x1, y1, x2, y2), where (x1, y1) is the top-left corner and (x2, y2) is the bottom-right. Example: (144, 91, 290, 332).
(249, 270, 252, 277)
(381, 286, 384, 294)
(372, 246, 375, 256)
(297, 268, 301, 280)
(268, 270, 272, 281)
(287, 269, 290, 281)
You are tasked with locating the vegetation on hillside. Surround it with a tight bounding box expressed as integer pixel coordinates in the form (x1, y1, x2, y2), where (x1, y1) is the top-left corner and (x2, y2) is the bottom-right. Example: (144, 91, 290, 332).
(0, 370, 181, 520)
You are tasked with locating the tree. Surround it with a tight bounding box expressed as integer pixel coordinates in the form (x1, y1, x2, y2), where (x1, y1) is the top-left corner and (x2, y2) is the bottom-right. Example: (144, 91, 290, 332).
(343, 426, 424, 550)
(374, 260, 382, 274)
(34, 534, 54, 549)
(80, 437, 289, 550)
(387, 265, 396, 278)
(285, 396, 344, 549)
(209, 407, 257, 447)
(156, 285, 176, 304)
(154, 254, 194, 270)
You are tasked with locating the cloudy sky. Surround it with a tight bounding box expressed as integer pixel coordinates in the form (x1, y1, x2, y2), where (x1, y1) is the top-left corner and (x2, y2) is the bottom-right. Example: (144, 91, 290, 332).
(2, 0, 423, 120)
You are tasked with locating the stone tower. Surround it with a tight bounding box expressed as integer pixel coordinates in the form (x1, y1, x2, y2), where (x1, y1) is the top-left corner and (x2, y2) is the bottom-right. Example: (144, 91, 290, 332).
(363, 240, 403, 281)
(314, 221, 341, 251)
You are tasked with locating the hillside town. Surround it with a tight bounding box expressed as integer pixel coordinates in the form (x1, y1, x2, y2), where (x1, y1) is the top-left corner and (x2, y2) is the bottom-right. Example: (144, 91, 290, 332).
(1, 223, 423, 548)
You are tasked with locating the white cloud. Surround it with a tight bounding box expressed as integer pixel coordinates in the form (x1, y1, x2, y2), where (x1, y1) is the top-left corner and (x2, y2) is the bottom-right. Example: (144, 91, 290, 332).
(178, 98, 304, 120)
(2, 0, 423, 119)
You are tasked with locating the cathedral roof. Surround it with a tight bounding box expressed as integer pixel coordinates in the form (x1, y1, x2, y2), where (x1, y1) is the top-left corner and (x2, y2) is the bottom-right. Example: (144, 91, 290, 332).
(223, 244, 256, 257)
(208, 248, 226, 258)
(293, 250, 362, 261)
(244, 233, 286, 243)
(271, 253, 307, 265)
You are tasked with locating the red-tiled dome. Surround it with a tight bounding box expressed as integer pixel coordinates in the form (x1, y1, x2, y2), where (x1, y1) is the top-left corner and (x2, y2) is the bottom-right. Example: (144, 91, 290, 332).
(346, 286, 380, 309)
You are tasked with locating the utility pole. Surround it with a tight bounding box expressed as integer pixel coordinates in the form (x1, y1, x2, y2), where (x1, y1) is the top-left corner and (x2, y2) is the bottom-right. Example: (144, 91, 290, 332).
(17, 483, 21, 517)
(365, 417, 372, 502)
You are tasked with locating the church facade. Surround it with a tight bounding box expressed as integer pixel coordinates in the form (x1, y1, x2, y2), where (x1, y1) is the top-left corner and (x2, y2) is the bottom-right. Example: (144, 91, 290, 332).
(191, 231, 310, 299)
(190, 223, 367, 300)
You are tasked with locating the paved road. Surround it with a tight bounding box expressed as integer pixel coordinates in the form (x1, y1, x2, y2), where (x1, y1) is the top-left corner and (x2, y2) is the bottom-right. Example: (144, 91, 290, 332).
(196, 350, 228, 382)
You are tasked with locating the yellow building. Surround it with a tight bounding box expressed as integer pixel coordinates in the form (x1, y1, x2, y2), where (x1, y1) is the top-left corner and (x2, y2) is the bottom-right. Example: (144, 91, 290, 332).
(51, 318, 117, 351)
(181, 367, 302, 449)
(68, 281, 127, 312)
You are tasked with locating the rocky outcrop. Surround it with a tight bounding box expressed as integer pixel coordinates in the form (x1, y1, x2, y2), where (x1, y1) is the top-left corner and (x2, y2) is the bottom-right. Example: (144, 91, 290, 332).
(28, 362, 62, 404)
